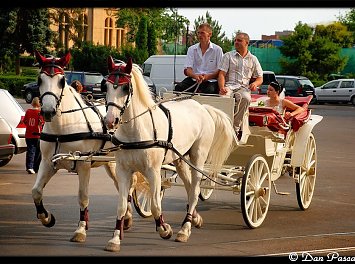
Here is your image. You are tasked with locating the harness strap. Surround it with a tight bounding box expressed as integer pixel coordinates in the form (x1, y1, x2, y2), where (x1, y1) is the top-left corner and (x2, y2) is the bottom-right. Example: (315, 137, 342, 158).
(41, 132, 112, 143)
(72, 92, 94, 133)
(148, 109, 157, 140)
(111, 137, 171, 150)
(158, 104, 173, 142)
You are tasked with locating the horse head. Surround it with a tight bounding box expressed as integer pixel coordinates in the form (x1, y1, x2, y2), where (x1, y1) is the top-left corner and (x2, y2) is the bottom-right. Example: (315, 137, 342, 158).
(34, 50, 71, 121)
(104, 57, 133, 129)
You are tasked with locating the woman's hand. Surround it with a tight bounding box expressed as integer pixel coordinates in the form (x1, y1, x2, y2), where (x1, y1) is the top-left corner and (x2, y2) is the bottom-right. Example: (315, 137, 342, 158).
(284, 111, 294, 120)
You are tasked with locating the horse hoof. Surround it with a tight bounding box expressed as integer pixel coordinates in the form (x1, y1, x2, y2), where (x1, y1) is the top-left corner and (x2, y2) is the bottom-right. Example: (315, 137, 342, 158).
(39, 213, 56, 228)
(175, 232, 188, 243)
(104, 242, 120, 252)
(158, 223, 173, 240)
(192, 214, 203, 229)
(123, 217, 133, 230)
(70, 233, 86, 243)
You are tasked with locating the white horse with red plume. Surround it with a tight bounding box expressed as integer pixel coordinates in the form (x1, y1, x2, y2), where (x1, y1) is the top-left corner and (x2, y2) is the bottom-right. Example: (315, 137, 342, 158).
(103, 57, 236, 252)
(31, 50, 134, 244)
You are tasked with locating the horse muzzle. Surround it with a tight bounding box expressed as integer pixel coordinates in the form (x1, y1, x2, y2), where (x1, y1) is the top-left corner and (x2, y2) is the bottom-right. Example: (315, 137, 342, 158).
(41, 109, 56, 122)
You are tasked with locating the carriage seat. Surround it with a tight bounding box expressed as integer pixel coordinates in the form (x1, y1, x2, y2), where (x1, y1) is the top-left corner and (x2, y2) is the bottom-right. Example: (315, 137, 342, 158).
(249, 95, 312, 133)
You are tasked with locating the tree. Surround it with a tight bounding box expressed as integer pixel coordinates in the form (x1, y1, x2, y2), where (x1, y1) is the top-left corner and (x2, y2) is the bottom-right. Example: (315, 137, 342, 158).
(338, 8, 355, 45)
(279, 22, 347, 80)
(192, 11, 232, 53)
(315, 22, 353, 48)
(135, 15, 149, 63)
(116, 8, 188, 55)
(147, 23, 158, 56)
(0, 8, 52, 75)
(49, 8, 87, 51)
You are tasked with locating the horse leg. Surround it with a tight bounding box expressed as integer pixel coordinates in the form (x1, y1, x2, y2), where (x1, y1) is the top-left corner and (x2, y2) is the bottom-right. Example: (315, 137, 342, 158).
(105, 169, 132, 252)
(32, 161, 57, 228)
(70, 164, 91, 243)
(145, 167, 173, 240)
(174, 157, 204, 243)
(104, 162, 133, 230)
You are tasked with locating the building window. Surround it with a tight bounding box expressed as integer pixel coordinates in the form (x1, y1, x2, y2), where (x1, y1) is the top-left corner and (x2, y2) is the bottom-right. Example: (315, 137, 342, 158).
(116, 28, 125, 48)
(58, 13, 70, 50)
(78, 13, 88, 42)
(104, 17, 113, 47)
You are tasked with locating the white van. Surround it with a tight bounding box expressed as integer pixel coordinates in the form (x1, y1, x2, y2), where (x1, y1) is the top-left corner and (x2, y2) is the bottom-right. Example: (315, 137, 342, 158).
(142, 55, 186, 95)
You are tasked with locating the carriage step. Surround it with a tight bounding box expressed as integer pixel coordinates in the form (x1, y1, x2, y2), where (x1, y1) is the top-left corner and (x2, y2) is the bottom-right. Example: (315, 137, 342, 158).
(272, 182, 290, 195)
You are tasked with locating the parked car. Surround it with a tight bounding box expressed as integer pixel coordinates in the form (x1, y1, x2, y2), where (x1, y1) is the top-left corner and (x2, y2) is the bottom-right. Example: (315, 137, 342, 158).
(22, 71, 105, 103)
(254, 70, 277, 94)
(0, 114, 15, 167)
(0, 89, 27, 159)
(64, 71, 104, 99)
(314, 79, 355, 105)
(276, 75, 315, 97)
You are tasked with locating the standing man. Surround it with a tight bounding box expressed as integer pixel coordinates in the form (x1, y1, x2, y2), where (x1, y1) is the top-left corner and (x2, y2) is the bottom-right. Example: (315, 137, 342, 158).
(174, 23, 223, 94)
(23, 97, 44, 174)
(218, 32, 263, 137)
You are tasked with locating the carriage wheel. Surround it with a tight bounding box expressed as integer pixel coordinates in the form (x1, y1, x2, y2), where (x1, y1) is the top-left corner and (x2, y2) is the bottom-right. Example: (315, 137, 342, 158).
(296, 133, 317, 210)
(132, 173, 165, 218)
(199, 174, 216, 201)
(241, 154, 271, 229)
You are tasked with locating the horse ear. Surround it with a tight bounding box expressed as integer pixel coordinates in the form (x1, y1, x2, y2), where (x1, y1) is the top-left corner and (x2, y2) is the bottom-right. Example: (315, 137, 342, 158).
(34, 50, 46, 66)
(125, 57, 132, 74)
(108, 56, 116, 73)
(57, 51, 71, 68)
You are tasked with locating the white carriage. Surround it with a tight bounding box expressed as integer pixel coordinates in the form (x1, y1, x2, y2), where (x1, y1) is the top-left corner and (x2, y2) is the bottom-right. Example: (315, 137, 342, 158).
(50, 88, 323, 230)
(130, 92, 323, 228)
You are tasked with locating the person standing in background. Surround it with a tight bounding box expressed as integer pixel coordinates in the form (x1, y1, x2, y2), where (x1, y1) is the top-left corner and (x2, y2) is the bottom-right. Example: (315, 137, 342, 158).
(23, 97, 44, 174)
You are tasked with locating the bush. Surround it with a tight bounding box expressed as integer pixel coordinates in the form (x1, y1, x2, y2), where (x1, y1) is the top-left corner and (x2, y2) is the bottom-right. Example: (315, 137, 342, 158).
(0, 75, 36, 97)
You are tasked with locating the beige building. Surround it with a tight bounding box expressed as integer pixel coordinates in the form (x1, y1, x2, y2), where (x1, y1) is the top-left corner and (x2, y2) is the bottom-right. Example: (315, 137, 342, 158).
(50, 8, 129, 51)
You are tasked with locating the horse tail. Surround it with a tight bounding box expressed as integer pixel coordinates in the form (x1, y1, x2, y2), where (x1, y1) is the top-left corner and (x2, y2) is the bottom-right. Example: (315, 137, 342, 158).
(203, 104, 237, 175)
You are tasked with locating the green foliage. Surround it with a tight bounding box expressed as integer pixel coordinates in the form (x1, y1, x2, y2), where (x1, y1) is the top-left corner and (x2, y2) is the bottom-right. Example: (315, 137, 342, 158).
(279, 22, 348, 81)
(147, 23, 158, 56)
(135, 15, 149, 59)
(338, 8, 355, 44)
(70, 42, 120, 75)
(0, 8, 52, 75)
(69, 41, 146, 73)
(0, 75, 36, 97)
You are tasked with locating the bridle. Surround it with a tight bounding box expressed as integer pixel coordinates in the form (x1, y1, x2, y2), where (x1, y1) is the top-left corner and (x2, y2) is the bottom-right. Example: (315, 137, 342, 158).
(38, 60, 66, 115)
(105, 69, 133, 125)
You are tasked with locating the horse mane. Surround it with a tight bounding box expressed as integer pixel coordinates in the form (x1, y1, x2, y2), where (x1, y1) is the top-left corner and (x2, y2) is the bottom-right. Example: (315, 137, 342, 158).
(130, 64, 155, 110)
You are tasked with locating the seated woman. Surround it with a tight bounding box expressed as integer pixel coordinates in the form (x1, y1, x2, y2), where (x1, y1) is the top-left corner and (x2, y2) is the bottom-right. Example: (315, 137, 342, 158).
(71, 80, 83, 93)
(265, 81, 305, 121)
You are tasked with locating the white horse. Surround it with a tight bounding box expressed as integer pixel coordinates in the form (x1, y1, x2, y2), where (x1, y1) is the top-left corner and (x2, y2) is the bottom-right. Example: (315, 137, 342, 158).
(31, 50, 134, 244)
(103, 57, 236, 252)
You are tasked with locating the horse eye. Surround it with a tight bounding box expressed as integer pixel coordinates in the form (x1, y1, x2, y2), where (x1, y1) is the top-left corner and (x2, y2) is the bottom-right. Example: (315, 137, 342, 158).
(122, 83, 129, 91)
(59, 76, 66, 89)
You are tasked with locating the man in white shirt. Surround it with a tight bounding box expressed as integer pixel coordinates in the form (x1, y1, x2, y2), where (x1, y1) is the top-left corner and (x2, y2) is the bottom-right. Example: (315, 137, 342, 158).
(218, 32, 263, 136)
(174, 23, 223, 94)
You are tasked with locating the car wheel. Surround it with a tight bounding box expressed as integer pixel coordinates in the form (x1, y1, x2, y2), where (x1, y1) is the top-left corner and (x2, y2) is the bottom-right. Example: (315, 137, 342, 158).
(25, 90, 34, 104)
(0, 156, 12, 167)
(351, 96, 355, 106)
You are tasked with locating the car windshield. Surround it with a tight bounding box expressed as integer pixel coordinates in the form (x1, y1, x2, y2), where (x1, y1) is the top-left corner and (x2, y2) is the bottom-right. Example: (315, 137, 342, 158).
(85, 74, 103, 84)
(299, 79, 314, 88)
